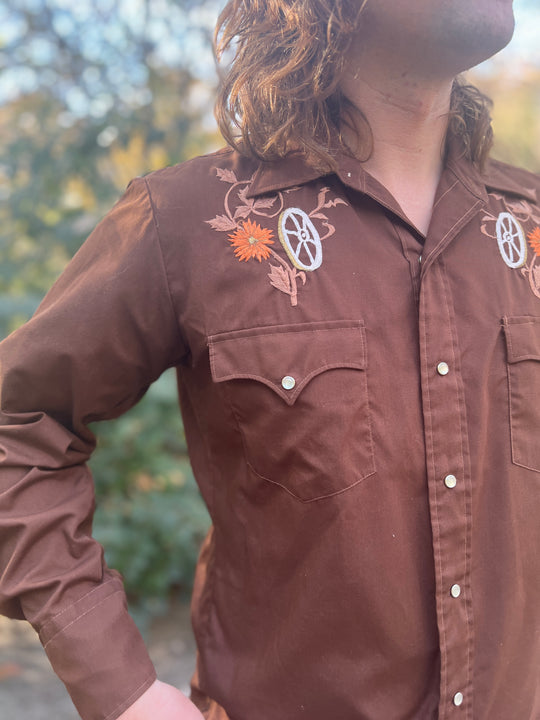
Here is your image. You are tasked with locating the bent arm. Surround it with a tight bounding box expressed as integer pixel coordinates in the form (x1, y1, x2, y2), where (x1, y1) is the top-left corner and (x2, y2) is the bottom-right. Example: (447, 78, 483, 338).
(0, 178, 189, 720)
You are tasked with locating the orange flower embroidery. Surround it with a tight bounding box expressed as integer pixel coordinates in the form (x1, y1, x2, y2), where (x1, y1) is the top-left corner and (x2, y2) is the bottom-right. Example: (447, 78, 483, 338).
(528, 226, 540, 257)
(228, 219, 274, 262)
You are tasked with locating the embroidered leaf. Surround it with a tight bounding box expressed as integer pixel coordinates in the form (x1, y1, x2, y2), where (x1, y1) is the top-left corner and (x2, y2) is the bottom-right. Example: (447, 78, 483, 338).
(237, 185, 253, 204)
(527, 263, 540, 299)
(316, 187, 330, 209)
(322, 197, 348, 209)
(311, 187, 348, 217)
(216, 168, 238, 184)
(319, 221, 336, 241)
(253, 196, 278, 210)
(206, 214, 237, 232)
(310, 212, 328, 220)
(504, 198, 540, 226)
(506, 199, 534, 222)
(295, 270, 307, 285)
(234, 205, 253, 220)
(509, 199, 530, 213)
(480, 222, 495, 239)
(482, 211, 498, 222)
(268, 265, 292, 295)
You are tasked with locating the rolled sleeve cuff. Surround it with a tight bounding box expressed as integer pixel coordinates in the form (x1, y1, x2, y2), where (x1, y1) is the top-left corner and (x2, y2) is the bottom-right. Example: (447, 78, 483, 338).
(39, 577, 156, 720)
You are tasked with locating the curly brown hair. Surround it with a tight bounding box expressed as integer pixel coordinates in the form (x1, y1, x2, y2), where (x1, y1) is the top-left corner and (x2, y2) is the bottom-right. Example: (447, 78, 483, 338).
(214, 0, 494, 172)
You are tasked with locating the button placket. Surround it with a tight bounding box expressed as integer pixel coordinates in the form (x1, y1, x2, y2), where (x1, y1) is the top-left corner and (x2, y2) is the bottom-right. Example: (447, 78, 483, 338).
(419, 260, 474, 718)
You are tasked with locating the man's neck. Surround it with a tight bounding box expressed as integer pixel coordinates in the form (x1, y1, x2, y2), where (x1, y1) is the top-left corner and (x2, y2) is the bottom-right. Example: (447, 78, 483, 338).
(341, 63, 454, 236)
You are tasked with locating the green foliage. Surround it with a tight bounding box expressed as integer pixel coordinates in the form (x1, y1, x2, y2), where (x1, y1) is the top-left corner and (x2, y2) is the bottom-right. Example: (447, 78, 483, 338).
(90, 370, 211, 610)
(0, 0, 221, 338)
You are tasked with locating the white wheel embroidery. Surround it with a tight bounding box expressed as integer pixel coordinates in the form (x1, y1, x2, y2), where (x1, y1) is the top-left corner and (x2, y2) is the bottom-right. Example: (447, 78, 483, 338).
(279, 208, 322, 271)
(496, 212, 527, 268)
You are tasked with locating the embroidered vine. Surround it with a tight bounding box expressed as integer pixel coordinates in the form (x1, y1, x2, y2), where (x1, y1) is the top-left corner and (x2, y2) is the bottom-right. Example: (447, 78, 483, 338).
(480, 195, 540, 300)
(206, 168, 347, 306)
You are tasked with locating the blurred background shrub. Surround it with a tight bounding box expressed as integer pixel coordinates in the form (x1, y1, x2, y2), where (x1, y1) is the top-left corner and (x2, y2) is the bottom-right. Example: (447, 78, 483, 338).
(90, 369, 211, 623)
(1, 0, 539, 618)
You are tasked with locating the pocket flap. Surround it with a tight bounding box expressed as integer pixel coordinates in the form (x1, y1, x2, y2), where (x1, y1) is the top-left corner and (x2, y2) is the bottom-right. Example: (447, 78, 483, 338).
(208, 320, 366, 406)
(503, 316, 540, 363)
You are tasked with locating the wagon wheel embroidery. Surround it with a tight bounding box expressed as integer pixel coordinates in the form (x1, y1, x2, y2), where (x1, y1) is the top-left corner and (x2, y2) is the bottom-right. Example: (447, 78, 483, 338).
(481, 195, 540, 301)
(496, 212, 527, 268)
(279, 208, 322, 271)
(206, 168, 347, 307)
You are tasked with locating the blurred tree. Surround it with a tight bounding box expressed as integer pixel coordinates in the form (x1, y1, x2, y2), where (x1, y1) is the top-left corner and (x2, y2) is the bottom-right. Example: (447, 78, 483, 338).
(470, 65, 540, 172)
(0, 0, 221, 336)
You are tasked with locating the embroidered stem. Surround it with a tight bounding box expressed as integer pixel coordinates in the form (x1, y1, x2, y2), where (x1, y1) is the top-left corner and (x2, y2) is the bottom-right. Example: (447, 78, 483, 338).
(253, 191, 285, 219)
(522, 257, 540, 299)
(224, 180, 251, 222)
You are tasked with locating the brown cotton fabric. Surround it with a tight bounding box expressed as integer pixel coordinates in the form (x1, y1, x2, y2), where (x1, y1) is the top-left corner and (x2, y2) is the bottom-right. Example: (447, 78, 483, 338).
(1, 139, 540, 720)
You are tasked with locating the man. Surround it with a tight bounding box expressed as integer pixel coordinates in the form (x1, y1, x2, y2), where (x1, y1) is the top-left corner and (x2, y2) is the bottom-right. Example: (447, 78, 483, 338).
(1, 0, 538, 718)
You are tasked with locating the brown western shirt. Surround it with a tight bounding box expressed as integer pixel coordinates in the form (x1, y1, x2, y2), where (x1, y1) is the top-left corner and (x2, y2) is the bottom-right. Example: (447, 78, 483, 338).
(0, 139, 539, 720)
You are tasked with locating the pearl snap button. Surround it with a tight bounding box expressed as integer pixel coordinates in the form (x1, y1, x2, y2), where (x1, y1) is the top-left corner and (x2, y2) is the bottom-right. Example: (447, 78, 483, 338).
(453, 692, 464, 707)
(281, 375, 296, 390)
(444, 474, 457, 489)
(450, 584, 461, 598)
(437, 361, 450, 376)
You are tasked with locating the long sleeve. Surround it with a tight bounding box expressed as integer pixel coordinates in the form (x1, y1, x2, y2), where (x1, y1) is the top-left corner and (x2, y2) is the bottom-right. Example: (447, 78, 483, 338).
(0, 177, 187, 720)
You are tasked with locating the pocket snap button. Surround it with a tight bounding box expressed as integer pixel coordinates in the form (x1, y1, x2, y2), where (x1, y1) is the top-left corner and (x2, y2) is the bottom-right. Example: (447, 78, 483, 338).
(281, 375, 296, 390)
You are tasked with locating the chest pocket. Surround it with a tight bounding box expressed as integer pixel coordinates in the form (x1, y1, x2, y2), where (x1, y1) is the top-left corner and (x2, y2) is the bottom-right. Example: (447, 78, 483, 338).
(208, 320, 375, 502)
(503, 316, 540, 474)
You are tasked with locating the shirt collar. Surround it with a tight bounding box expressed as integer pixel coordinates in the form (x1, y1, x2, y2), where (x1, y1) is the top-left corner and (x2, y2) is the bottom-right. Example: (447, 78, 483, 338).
(246, 152, 325, 198)
(245, 136, 537, 205)
(481, 159, 537, 202)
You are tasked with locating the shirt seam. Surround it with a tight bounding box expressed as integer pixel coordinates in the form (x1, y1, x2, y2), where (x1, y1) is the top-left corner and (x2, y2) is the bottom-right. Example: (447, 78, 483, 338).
(209, 325, 365, 343)
(446, 163, 488, 203)
(142, 176, 189, 363)
(38, 577, 118, 639)
(432, 180, 460, 211)
(424, 201, 484, 274)
(42, 590, 124, 648)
